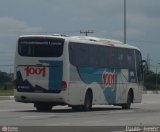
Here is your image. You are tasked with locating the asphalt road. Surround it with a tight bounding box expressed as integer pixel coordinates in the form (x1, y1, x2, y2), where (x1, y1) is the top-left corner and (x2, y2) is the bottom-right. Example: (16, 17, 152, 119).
(0, 94, 160, 132)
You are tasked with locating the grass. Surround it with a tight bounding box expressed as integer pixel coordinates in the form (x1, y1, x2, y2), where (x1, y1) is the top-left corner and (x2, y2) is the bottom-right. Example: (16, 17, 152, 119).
(0, 89, 14, 96)
(0, 87, 14, 96)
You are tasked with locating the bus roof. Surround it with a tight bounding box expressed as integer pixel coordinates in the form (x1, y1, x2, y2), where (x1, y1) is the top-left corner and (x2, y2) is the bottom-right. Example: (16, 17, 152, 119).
(68, 36, 140, 51)
(19, 35, 141, 51)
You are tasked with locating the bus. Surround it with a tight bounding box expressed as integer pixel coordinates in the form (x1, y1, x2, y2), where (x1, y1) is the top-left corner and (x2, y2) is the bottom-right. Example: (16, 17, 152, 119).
(13, 35, 145, 111)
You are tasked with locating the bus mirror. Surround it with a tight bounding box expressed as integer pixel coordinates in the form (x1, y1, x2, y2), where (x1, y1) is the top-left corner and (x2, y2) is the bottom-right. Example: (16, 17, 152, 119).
(140, 60, 148, 82)
(141, 60, 148, 72)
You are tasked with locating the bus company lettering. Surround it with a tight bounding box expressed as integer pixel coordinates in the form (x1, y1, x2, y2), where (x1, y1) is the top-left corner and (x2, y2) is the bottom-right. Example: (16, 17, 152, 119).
(24, 66, 46, 77)
(102, 71, 116, 88)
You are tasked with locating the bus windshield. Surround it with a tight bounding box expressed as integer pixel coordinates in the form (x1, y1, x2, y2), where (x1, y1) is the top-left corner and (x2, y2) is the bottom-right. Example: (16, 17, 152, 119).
(18, 37, 64, 57)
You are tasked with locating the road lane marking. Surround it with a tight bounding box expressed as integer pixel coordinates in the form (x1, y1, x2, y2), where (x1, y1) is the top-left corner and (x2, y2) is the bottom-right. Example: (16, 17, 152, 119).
(108, 110, 134, 114)
(0, 109, 22, 112)
(116, 117, 138, 121)
(20, 115, 57, 119)
(48, 123, 71, 126)
(48, 119, 108, 126)
(85, 120, 105, 123)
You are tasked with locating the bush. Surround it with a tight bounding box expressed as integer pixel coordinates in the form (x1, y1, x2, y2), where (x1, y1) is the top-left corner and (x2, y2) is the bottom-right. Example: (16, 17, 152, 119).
(0, 71, 13, 88)
(144, 70, 160, 90)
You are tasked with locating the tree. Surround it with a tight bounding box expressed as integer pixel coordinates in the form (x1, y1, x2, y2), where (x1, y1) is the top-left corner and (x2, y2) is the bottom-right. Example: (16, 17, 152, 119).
(144, 70, 160, 90)
(0, 71, 12, 86)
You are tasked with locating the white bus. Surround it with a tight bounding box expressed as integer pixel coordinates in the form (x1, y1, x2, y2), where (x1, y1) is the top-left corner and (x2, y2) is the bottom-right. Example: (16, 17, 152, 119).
(13, 35, 145, 111)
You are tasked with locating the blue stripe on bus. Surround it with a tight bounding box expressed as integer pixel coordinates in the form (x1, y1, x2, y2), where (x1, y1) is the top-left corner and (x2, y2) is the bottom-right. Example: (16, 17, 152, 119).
(77, 67, 121, 104)
(39, 60, 63, 92)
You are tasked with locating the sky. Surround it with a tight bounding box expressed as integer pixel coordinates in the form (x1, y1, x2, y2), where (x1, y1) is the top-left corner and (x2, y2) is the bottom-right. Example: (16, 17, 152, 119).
(0, 0, 160, 72)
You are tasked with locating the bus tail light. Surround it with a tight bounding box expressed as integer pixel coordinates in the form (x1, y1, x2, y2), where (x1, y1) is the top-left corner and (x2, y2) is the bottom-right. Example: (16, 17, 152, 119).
(62, 81, 67, 91)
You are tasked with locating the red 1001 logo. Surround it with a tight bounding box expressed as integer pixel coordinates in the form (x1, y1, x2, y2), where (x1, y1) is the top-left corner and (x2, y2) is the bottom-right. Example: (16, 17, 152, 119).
(24, 66, 46, 77)
(102, 71, 116, 88)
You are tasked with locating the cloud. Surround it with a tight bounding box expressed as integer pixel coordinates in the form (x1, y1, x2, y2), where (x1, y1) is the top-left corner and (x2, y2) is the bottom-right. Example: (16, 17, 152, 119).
(0, 0, 160, 71)
(0, 17, 42, 69)
(112, 28, 145, 41)
(0, 17, 42, 38)
(127, 13, 160, 29)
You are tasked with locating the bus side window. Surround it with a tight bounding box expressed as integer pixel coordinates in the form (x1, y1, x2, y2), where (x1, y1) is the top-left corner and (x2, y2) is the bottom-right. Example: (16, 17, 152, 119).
(79, 44, 89, 66)
(117, 49, 124, 68)
(127, 49, 135, 69)
(88, 44, 98, 67)
(127, 49, 137, 83)
(69, 43, 89, 67)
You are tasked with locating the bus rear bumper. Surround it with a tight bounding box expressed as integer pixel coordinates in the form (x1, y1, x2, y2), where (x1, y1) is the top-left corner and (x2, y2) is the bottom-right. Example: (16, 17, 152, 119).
(14, 90, 66, 104)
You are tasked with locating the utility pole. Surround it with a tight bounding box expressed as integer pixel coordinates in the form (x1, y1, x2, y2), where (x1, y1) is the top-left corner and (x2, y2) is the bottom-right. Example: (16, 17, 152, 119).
(156, 63, 160, 90)
(80, 30, 94, 36)
(124, 0, 127, 44)
(147, 53, 150, 71)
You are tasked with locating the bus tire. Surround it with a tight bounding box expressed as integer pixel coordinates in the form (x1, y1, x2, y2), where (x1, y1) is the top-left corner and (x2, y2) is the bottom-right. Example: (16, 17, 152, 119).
(122, 91, 133, 109)
(83, 90, 92, 111)
(34, 103, 53, 112)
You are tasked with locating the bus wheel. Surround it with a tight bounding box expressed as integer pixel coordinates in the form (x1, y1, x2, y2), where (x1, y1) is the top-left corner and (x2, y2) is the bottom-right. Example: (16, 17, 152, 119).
(83, 90, 92, 111)
(122, 91, 132, 109)
(34, 103, 53, 112)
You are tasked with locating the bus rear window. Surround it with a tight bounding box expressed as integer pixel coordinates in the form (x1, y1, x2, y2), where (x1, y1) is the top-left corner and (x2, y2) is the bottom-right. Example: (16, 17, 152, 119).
(18, 38, 64, 57)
